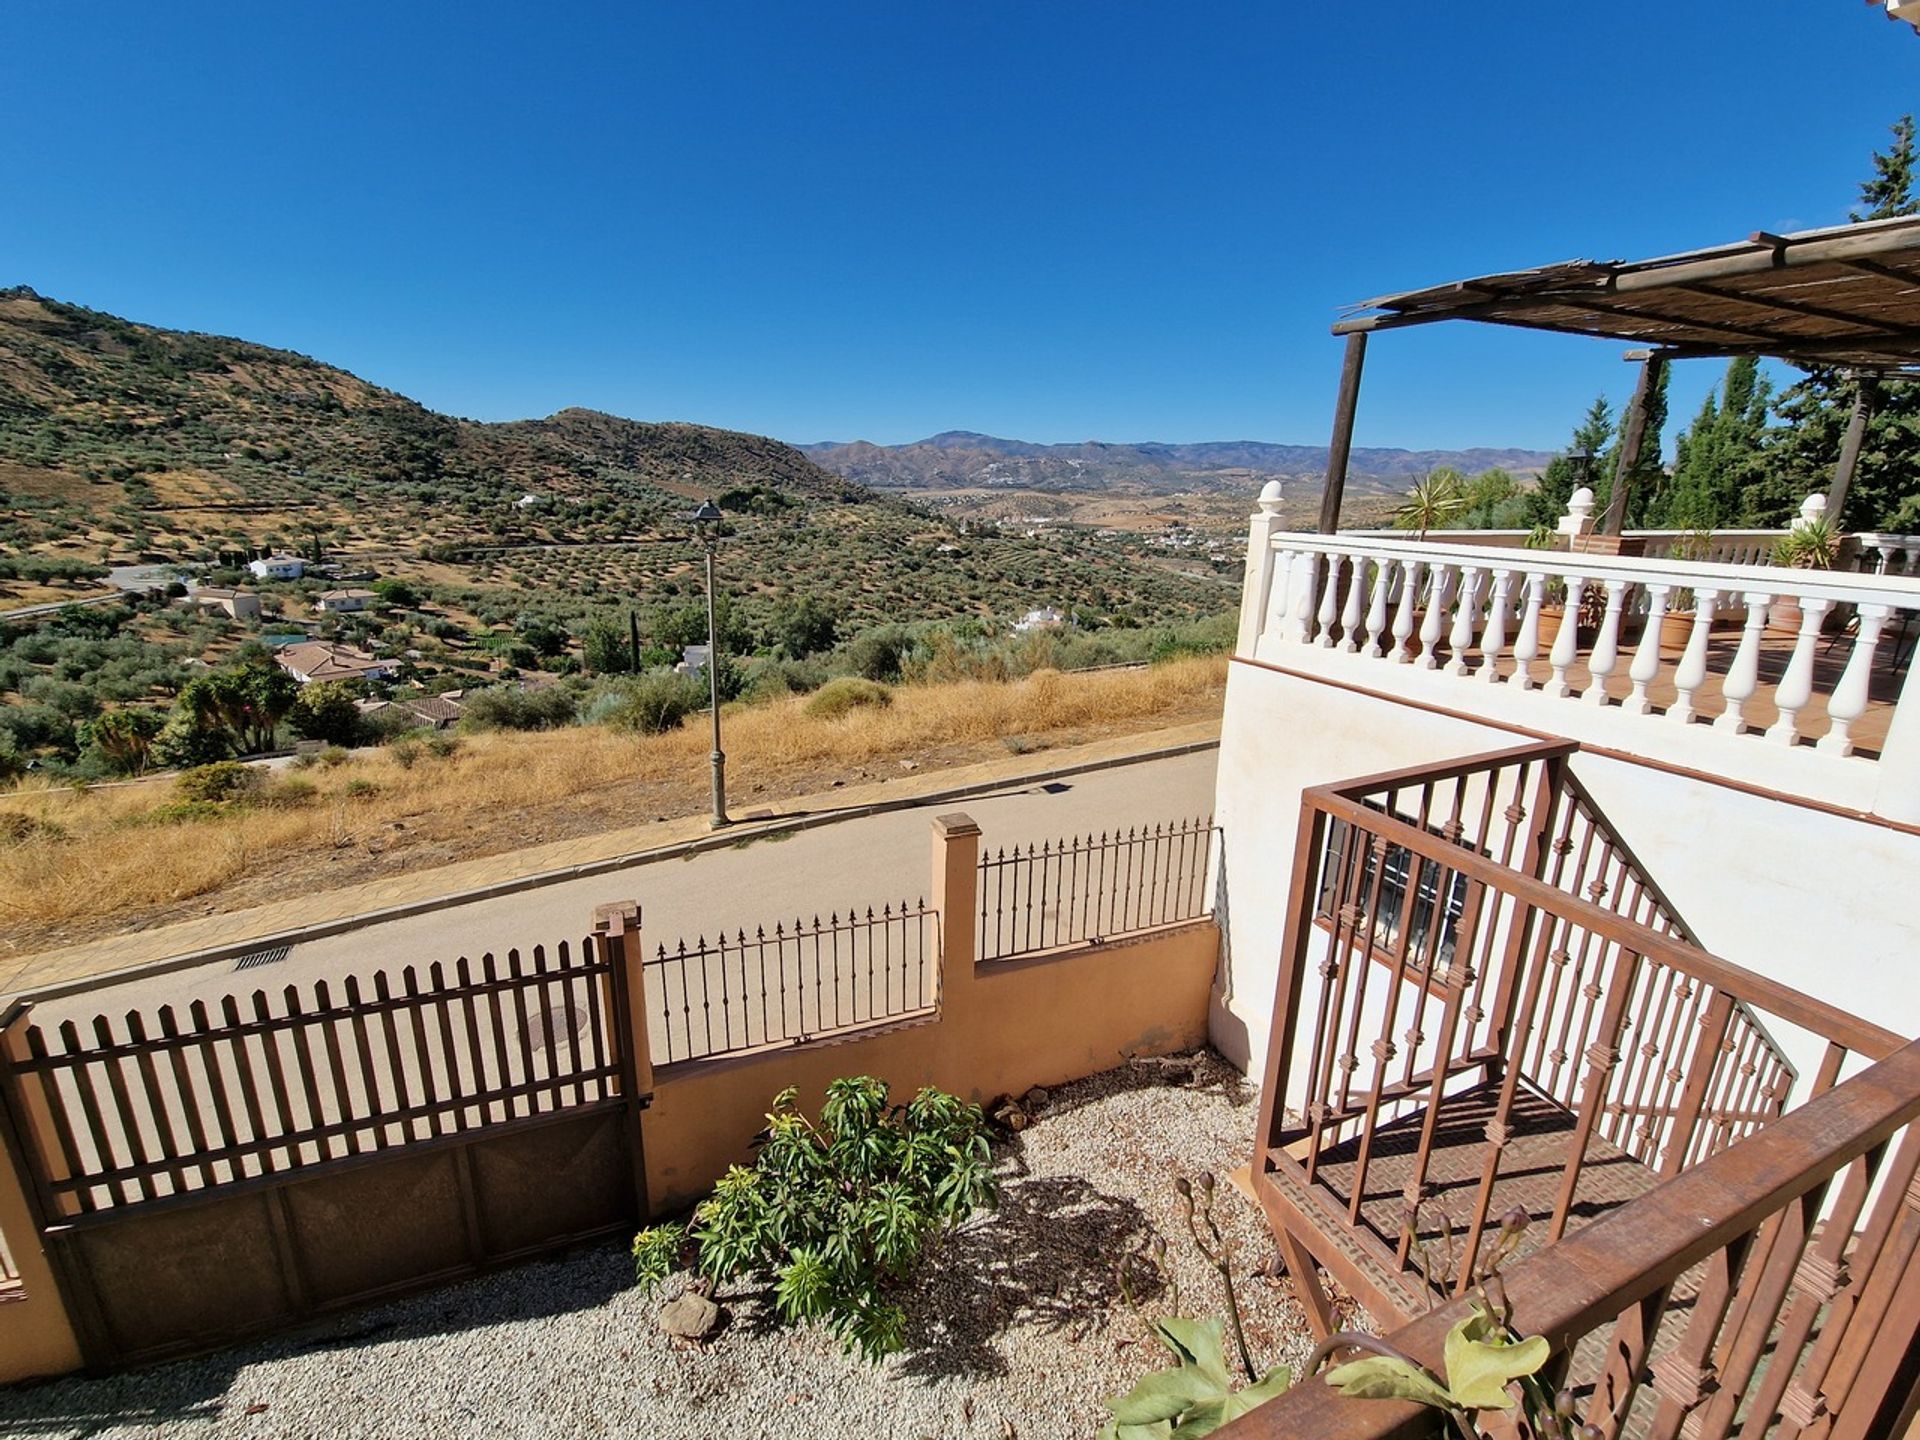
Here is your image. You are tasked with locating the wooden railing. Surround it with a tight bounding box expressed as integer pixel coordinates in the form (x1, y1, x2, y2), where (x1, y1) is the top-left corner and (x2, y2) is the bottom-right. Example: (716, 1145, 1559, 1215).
(1255, 740, 1902, 1320)
(1226, 1033, 1920, 1439)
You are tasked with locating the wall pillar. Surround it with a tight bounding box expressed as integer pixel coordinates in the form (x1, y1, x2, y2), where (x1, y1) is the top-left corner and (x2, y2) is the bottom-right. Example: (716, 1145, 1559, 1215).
(0, 1004, 84, 1382)
(592, 901, 652, 1220)
(1237, 481, 1286, 656)
(930, 813, 982, 1021)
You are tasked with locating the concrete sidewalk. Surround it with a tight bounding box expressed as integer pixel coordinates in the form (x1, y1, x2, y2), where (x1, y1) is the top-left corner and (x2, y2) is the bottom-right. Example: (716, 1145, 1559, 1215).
(2, 718, 1221, 1000)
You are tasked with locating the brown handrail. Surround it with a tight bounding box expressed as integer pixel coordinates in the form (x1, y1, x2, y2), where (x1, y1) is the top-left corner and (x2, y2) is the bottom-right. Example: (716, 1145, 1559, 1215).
(1302, 787, 1904, 1062)
(1222, 1036, 1920, 1439)
(1320, 739, 1578, 802)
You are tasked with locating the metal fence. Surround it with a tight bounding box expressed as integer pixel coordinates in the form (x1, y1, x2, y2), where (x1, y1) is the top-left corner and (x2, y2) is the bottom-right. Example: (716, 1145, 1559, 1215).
(2, 940, 623, 1217)
(643, 901, 935, 1064)
(977, 815, 1216, 962)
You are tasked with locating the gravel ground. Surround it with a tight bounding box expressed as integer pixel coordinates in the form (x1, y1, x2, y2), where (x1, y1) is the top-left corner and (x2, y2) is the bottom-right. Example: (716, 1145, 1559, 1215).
(0, 1050, 1355, 1440)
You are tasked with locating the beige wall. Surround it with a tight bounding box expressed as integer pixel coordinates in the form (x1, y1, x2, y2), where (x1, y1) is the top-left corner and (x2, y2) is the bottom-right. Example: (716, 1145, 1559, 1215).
(0, 1085, 83, 1383)
(641, 919, 1219, 1215)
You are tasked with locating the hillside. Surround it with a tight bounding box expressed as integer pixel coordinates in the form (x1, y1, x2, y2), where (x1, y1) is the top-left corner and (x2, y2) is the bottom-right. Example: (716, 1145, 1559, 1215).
(801, 431, 1555, 498)
(0, 287, 1232, 630)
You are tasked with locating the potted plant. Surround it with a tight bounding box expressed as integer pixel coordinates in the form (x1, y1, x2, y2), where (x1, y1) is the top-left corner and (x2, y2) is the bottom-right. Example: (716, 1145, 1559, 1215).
(1767, 517, 1839, 635)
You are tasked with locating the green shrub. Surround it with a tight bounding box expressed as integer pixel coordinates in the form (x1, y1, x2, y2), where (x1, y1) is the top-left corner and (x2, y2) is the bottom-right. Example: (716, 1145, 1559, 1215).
(804, 677, 893, 721)
(840, 627, 916, 683)
(745, 658, 827, 702)
(319, 745, 352, 768)
(423, 733, 462, 760)
(585, 672, 703, 735)
(631, 1078, 995, 1359)
(459, 685, 578, 733)
(175, 761, 257, 803)
(342, 777, 380, 800)
(388, 737, 422, 770)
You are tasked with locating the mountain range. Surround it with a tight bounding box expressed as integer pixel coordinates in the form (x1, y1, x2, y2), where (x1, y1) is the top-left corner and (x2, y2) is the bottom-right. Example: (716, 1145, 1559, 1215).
(800, 431, 1555, 498)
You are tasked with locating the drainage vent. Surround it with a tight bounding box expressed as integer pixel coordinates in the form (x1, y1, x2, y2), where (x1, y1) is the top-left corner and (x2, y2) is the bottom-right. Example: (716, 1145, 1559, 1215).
(232, 945, 293, 973)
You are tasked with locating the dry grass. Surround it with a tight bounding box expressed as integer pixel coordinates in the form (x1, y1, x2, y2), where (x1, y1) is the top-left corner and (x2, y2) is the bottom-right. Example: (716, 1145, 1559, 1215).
(0, 658, 1225, 949)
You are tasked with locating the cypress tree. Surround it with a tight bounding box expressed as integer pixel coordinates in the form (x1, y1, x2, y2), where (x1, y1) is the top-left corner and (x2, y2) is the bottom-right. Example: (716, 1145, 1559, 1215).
(1526, 396, 1615, 528)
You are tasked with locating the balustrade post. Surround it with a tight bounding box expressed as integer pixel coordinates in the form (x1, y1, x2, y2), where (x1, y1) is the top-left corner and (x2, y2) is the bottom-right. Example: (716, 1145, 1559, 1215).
(1478, 569, 1512, 682)
(1418, 563, 1453, 669)
(1667, 590, 1719, 725)
(1767, 598, 1835, 746)
(1820, 604, 1891, 756)
(1289, 551, 1322, 646)
(1390, 559, 1423, 663)
(1447, 566, 1482, 676)
(1338, 556, 1367, 652)
(1512, 571, 1547, 690)
(1583, 579, 1630, 706)
(1623, 583, 1671, 715)
(1263, 547, 1298, 653)
(1235, 482, 1285, 656)
(1315, 553, 1344, 648)
(1547, 570, 1583, 698)
(1364, 558, 1395, 659)
(1715, 593, 1773, 735)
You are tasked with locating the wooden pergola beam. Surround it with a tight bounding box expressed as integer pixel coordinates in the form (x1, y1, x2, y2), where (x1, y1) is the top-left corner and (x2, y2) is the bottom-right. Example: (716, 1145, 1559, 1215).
(1600, 353, 1663, 536)
(1318, 333, 1367, 534)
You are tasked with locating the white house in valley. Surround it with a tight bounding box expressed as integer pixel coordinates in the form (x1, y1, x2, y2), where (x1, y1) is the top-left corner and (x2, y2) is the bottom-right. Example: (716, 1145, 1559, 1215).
(248, 554, 305, 581)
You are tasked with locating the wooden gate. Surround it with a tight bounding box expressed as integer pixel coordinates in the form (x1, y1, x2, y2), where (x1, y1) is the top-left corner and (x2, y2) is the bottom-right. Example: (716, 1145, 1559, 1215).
(0, 920, 648, 1370)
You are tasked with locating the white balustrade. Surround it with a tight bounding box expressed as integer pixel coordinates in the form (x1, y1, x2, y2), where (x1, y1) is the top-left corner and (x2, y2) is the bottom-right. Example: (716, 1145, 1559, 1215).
(1237, 523, 1920, 771)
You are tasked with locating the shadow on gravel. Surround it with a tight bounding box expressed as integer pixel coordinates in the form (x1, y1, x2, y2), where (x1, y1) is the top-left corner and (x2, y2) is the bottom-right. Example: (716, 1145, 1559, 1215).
(0, 1242, 636, 1438)
(1028, 1049, 1249, 1121)
(893, 1150, 1163, 1383)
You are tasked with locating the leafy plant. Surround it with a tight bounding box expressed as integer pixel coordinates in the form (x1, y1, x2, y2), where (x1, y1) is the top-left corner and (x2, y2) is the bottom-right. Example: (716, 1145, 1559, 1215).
(1772, 516, 1840, 570)
(1103, 1171, 1294, 1438)
(1393, 470, 1469, 540)
(630, 1077, 996, 1360)
(1099, 1316, 1294, 1440)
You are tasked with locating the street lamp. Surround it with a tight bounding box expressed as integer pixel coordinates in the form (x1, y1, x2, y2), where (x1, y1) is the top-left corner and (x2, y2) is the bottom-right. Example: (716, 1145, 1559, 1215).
(688, 499, 729, 827)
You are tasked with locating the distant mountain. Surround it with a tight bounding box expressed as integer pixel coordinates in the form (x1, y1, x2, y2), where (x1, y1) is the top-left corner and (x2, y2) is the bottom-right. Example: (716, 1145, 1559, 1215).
(800, 432, 1556, 498)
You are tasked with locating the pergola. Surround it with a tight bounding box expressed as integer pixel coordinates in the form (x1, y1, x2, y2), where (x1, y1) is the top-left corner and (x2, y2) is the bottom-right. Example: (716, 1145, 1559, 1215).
(1316, 215, 1920, 534)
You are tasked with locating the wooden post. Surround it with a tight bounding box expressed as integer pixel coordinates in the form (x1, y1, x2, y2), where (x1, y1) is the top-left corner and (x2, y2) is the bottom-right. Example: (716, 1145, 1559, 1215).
(593, 901, 651, 1220)
(1600, 352, 1662, 536)
(1318, 332, 1367, 535)
(1826, 374, 1878, 525)
(930, 813, 981, 1018)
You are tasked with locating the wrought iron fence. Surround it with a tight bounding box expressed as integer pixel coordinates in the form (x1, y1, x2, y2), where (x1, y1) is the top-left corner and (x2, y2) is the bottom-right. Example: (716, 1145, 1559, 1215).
(977, 815, 1216, 963)
(644, 901, 935, 1064)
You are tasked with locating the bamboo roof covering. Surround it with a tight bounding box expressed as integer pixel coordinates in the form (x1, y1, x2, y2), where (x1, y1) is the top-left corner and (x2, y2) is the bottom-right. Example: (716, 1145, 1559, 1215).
(1334, 216, 1920, 371)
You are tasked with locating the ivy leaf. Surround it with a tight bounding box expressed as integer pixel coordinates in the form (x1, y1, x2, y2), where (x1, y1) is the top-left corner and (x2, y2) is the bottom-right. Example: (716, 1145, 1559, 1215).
(1442, 1314, 1549, 1410)
(1323, 1355, 1455, 1409)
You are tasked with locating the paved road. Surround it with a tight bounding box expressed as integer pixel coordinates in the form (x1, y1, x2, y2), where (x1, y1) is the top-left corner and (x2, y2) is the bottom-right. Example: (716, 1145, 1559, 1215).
(37, 747, 1218, 1028)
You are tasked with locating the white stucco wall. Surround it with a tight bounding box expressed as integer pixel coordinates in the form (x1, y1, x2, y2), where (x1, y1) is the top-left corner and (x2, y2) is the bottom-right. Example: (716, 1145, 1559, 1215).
(1210, 656, 1920, 1089)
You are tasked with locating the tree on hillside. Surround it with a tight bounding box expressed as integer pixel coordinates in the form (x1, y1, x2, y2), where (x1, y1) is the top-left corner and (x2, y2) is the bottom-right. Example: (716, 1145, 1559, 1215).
(1526, 396, 1614, 527)
(82, 708, 163, 775)
(580, 614, 635, 675)
(776, 594, 841, 658)
(289, 680, 364, 746)
(1745, 117, 1920, 529)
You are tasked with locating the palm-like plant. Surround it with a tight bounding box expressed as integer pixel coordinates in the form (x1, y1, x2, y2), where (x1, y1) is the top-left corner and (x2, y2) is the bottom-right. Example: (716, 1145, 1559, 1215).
(1394, 469, 1470, 540)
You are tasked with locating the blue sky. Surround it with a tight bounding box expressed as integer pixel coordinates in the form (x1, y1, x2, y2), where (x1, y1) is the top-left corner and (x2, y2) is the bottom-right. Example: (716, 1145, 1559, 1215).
(1, 3, 1914, 454)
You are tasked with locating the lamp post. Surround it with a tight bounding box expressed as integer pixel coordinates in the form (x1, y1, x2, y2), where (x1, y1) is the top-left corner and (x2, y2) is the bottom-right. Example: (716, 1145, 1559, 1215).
(688, 499, 729, 827)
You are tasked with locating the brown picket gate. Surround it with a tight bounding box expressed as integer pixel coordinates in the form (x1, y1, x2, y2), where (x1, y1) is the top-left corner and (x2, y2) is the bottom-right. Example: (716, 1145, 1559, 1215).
(0, 918, 649, 1370)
